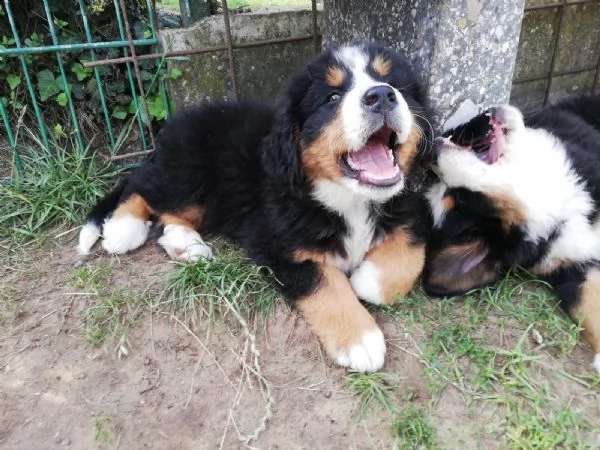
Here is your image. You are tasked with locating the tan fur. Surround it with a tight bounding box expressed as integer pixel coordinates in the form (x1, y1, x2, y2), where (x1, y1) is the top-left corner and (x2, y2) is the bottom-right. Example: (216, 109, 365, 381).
(159, 206, 205, 229)
(372, 55, 391, 77)
(487, 190, 528, 229)
(113, 193, 152, 220)
(293, 249, 331, 265)
(302, 115, 346, 182)
(571, 268, 600, 353)
(365, 227, 425, 303)
(297, 264, 379, 355)
(442, 194, 455, 211)
(397, 126, 421, 174)
(326, 66, 346, 88)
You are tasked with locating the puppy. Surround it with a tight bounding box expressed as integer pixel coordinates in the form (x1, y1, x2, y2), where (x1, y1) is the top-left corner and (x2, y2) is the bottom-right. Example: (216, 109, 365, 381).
(79, 43, 435, 372)
(423, 95, 600, 372)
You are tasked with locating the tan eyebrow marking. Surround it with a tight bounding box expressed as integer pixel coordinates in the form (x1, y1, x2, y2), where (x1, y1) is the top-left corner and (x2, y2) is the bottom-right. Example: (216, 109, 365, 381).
(326, 66, 346, 87)
(372, 55, 391, 77)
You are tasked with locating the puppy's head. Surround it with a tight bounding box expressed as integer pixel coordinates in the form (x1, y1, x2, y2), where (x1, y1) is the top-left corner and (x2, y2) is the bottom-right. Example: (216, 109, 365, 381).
(423, 187, 505, 297)
(264, 43, 433, 209)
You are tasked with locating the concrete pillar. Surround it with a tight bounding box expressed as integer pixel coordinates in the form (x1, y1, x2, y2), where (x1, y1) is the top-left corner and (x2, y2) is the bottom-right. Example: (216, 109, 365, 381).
(324, 0, 525, 129)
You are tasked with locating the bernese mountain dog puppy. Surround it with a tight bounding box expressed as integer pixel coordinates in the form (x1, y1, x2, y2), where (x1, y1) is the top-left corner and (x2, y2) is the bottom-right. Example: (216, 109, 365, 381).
(422, 95, 600, 372)
(78, 43, 435, 372)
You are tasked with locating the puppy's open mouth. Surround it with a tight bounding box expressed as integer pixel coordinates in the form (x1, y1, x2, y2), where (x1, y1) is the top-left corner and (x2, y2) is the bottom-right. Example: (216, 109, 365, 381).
(339, 126, 402, 186)
(447, 110, 507, 165)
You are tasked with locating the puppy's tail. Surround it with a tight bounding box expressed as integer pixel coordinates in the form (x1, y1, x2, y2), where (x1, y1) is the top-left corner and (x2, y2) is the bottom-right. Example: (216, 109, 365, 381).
(77, 179, 127, 255)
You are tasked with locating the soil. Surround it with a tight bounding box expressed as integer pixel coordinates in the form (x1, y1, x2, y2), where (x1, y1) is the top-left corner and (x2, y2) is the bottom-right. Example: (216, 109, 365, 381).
(0, 235, 598, 449)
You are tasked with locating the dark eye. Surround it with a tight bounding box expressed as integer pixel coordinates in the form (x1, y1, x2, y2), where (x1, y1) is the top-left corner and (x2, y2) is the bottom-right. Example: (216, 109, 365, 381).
(327, 92, 341, 103)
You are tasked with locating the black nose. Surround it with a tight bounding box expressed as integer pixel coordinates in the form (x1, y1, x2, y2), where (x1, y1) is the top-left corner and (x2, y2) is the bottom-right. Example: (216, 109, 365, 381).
(362, 85, 398, 113)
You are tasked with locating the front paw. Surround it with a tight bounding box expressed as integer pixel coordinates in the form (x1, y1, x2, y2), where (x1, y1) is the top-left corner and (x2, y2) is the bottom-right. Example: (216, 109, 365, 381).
(350, 261, 384, 305)
(331, 328, 386, 372)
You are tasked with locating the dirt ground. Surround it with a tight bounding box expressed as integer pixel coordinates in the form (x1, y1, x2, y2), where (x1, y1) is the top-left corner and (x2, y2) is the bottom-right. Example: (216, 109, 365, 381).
(1, 235, 598, 449)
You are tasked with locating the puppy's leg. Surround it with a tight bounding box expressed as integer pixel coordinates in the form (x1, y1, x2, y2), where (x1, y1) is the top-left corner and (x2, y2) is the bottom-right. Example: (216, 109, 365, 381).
(350, 227, 424, 305)
(157, 208, 212, 263)
(279, 261, 385, 372)
(102, 193, 151, 254)
(570, 268, 600, 374)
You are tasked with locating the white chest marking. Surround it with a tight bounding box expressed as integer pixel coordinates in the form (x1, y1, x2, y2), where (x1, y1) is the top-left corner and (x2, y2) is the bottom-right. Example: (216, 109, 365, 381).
(332, 203, 376, 273)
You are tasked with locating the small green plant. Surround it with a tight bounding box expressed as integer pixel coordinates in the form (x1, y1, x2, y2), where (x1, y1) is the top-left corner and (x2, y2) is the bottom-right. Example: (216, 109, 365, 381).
(346, 372, 402, 418)
(69, 262, 146, 358)
(392, 405, 437, 450)
(93, 416, 112, 444)
(163, 243, 279, 327)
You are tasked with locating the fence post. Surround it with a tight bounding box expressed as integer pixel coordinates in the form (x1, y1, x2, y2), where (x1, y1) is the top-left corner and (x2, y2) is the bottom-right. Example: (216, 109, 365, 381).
(323, 0, 526, 129)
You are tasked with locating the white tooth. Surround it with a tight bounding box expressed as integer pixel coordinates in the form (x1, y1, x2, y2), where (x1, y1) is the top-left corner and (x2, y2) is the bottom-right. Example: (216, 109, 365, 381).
(387, 149, 393, 160)
(347, 156, 359, 170)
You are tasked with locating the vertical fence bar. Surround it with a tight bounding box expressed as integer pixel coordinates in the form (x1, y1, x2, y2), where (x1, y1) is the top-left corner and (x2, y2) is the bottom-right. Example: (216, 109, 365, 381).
(77, 0, 116, 149)
(118, 0, 156, 150)
(311, 0, 319, 53)
(41, 0, 85, 151)
(3, 0, 50, 152)
(0, 98, 16, 148)
(543, 1, 567, 105)
(112, 0, 149, 151)
(593, 45, 600, 93)
(221, 0, 239, 100)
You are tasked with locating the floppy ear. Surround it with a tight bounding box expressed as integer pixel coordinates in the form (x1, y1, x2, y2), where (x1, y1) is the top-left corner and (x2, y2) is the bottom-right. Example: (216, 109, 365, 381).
(261, 101, 302, 188)
(422, 240, 502, 297)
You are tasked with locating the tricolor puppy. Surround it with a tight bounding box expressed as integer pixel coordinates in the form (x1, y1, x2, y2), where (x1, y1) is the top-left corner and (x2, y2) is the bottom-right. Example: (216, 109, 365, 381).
(423, 95, 600, 372)
(79, 43, 435, 372)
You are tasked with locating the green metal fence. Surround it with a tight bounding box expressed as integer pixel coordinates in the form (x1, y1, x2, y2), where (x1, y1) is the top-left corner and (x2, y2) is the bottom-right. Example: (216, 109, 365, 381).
(0, 0, 164, 168)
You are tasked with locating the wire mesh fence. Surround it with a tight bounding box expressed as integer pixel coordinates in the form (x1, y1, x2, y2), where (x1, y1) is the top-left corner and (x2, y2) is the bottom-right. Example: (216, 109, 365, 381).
(0, 0, 166, 168)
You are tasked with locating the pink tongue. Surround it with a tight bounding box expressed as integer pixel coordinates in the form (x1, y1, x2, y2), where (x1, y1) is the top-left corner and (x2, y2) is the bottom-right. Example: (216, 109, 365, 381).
(349, 141, 399, 181)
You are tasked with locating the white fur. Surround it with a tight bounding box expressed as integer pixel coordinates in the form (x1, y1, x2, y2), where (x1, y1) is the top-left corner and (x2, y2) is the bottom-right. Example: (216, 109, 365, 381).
(593, 353, 600, 375)
(312, 180, 378, 273)
(157, 224, 212, 263)
(101, 215, 150, 254)
(350, 260, 384, 304)
(77, 222, 101, 255)
(436, 105, 599, 272)
(336, 46, 413, 151)
(425, 181, 450, 228)
(333, 328, 386, 372)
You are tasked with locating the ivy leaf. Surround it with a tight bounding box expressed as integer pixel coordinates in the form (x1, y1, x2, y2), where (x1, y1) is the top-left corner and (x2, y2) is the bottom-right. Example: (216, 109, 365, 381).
(112, 105, 128, 120)
(168, 68, 183, 80)
(7, 74, 21, 90)
(54, 123, 67, 138)
(146, 95, 166, 121)
(56, 92, 68, 106)
(72, 62, 92, 81)
(37, 69, 62, 101)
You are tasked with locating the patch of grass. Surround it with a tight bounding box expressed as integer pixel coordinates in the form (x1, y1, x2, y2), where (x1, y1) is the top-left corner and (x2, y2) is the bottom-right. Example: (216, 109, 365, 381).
(0, 136, 118, 244)
(70, 262, 147, 357)
(162, 242, 279, 328)
(346, 372, 403, 418)
(385, 270, 600, 446)
(93, 416, 112, 444)
(392, 405, 437, 450)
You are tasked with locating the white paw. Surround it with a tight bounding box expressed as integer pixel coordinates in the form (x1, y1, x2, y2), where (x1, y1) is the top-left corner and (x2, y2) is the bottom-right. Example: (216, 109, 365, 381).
(493, 105, 525, 137)
(101, 215, 150, 254)
(593, 353, 600, 375)
(333, 329, 386, 372)
(78, 222, 101, 255)
(157, 224, 212, 263)
(350, 261, 383, 305)
(438, 149, 487, 188)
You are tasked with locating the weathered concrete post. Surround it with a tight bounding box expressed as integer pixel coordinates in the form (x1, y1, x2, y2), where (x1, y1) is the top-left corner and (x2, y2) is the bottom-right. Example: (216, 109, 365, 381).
(324, 0, 525, 128)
